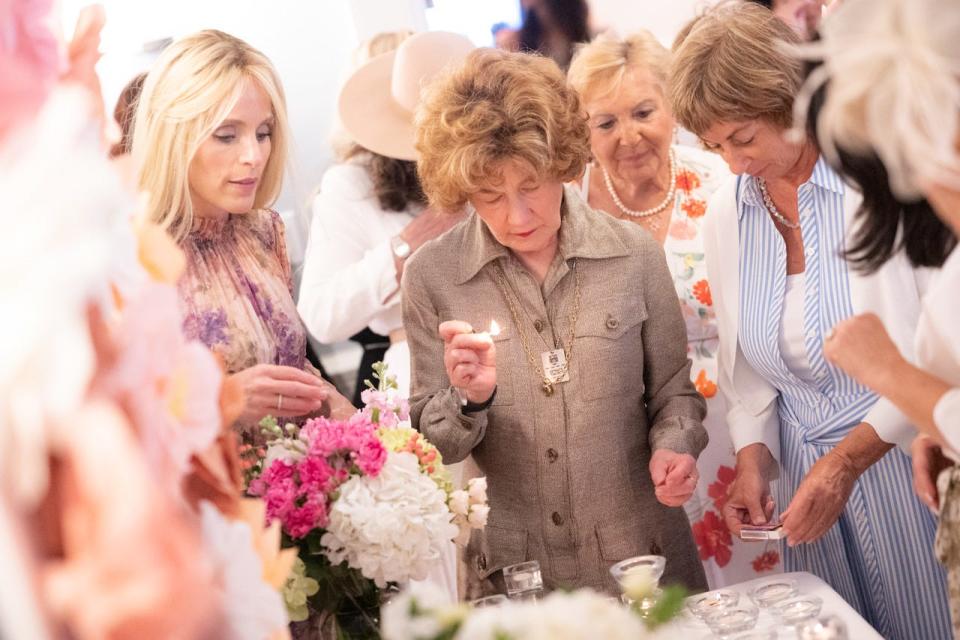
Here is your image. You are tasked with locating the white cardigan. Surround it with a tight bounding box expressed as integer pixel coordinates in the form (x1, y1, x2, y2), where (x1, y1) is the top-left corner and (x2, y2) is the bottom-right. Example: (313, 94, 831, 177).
(915, 247, 960, 453)
(703, 173, 931, 460)
(297, 163, 418, 343)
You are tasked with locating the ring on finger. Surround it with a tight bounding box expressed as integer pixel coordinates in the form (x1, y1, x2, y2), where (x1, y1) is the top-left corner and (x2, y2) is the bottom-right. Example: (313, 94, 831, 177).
(277, 394, 283, 411)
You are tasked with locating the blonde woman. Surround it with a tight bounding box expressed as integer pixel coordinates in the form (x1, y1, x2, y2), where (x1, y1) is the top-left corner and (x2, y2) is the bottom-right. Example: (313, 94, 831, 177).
(133, 30, 353, 433)
(670, 4, 950, 637)
(405, 48, 708, 597)
(567, 33, 770, 587)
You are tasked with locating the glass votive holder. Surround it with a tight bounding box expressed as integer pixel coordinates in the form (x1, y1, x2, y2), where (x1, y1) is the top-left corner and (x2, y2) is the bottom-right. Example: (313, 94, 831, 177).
(724, 629, 778, 640)
(609, 555, 667, 589)
(704, 601, 760, 635)
(471, 594, 508, 608)
(748, 578, 799, 608)
(687, 589, 740, 619)
(772, 595, 823, 625)
(503, 560, 544, 601)
(798, 614, 848, 640)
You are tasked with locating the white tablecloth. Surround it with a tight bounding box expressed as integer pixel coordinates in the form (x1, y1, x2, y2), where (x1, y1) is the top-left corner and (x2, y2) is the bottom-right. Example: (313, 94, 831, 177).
(674, 571, 882, 639)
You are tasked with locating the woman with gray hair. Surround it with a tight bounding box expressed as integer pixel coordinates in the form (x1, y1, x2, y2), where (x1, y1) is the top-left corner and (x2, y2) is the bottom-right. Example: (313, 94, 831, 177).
(670, 3, 950, 637)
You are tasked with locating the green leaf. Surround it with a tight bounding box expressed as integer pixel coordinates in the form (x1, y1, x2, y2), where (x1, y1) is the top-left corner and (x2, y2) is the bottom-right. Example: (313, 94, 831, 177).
(644, 585, 687, 629)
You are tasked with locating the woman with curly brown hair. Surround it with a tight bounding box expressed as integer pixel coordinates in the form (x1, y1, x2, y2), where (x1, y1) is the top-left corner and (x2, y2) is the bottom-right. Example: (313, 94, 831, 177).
(404, 47, 708, 596)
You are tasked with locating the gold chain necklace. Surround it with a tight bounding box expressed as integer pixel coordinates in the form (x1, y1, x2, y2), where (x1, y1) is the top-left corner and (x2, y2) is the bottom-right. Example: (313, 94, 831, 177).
(493, 260, 581, 396)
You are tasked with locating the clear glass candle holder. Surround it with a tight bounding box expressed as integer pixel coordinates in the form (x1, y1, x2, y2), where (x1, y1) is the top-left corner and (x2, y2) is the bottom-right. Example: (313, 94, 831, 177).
(687, 589, 740, 619)
(704, 601, 760, 636)
(503, 560, 543, 601)
(773, 595, 823, 625)
(798, 614, 849, 640)
(748, 578, 799, 608)
(471, 594, 508, 608)
(609, 555, 667, 589)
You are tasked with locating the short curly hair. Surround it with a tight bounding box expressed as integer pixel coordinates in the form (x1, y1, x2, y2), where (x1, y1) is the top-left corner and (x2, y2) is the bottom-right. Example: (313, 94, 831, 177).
(414, 48, 590, 211)
(669, 2, 801, 136)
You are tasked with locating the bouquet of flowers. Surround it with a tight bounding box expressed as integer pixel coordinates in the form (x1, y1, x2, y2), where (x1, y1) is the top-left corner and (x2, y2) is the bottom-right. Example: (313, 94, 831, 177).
(247, 364, 488, 638)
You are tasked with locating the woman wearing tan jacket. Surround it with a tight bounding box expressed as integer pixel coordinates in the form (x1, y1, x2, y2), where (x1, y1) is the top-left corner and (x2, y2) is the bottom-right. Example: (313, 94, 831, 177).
(402, 47, 708, 596)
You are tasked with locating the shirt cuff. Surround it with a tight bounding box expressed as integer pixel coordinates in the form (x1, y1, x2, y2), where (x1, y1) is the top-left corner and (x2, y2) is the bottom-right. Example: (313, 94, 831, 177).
(864, 397, 915, 452)
(934, 388, 960, 455)
(373, 239, 401, 305)
(726, 399, 781, 461)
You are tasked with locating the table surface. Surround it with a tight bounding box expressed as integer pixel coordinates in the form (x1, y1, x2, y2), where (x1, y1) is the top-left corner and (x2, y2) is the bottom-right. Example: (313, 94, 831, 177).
(673, 571, 882, 639)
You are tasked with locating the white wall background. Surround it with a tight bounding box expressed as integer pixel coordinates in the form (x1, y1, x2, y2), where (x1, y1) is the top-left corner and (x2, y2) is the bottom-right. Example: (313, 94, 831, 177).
(61, 0, 709, 229)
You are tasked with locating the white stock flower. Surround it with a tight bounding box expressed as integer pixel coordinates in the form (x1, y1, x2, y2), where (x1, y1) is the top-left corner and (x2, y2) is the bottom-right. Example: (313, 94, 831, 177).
(321, 452, 459, 587)
(448, 490, 470, 517)
(467, 504, 489, 529)
(467, 477, 487, 504)
(199, 502, 289, 640)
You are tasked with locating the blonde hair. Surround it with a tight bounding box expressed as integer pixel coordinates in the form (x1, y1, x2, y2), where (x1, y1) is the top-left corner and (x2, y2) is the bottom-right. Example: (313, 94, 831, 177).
(567, 31, 670, 103)
(132, 30, 290, 242)
(794, 0, 960, 198)
(669, 2, 802, 137)
(415, 48, 590, 211)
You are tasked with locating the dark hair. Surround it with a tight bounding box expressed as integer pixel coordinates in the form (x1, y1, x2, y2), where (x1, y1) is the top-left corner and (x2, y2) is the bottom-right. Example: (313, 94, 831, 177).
(344, 146, 426, 212)
(745, 0, 774, 8)
(804, 60, 956, 272)
(519, 0, 590, 67)
(110, 72, 147, 158)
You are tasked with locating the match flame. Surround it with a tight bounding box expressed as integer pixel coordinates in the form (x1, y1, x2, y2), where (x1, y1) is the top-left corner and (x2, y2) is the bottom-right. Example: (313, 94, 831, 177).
(488, 320, 501, 337)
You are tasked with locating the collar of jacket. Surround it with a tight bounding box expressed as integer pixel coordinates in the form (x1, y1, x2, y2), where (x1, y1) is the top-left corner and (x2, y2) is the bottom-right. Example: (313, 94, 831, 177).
(455, 184, 632, 285)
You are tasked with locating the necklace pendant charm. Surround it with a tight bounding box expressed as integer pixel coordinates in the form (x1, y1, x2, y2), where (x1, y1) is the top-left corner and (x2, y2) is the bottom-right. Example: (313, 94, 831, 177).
(542, 381, 554, 396)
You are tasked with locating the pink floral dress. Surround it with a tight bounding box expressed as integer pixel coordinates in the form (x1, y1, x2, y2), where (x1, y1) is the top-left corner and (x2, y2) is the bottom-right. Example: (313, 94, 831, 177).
(177, 209, 308, 376)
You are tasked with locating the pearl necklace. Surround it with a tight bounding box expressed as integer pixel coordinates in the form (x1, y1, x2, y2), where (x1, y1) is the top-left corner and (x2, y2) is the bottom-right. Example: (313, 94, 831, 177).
(757, 177, 801, 229)
(601, 148, 677, 230)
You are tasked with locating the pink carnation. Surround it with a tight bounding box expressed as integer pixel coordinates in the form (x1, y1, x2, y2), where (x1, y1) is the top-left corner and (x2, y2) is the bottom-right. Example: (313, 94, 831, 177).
(297, 455, 335, 493)
(285, 499, 328, 539)
(355, 437, 387, 476)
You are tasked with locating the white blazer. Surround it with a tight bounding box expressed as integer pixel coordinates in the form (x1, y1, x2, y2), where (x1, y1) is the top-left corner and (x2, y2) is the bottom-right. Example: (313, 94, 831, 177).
(703, 174, 931, 460)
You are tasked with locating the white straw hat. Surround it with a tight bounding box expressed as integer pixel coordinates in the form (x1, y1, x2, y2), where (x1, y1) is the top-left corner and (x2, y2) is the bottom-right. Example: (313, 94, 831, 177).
(338, 31, 475, 161)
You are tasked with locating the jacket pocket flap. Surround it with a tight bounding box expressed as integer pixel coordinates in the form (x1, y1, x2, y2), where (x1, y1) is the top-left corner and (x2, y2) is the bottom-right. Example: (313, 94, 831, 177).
(472, 524, 528, 580)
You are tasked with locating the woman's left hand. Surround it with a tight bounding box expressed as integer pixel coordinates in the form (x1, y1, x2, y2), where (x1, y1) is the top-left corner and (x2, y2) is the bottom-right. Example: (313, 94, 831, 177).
(781, 450, 858, 545)
(649, 449, 699, 507)
(823, 313, 904, 392)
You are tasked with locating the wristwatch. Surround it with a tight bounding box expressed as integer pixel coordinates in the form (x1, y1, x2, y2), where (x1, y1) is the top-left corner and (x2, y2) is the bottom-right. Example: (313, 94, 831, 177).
(390, 235, 411, 260)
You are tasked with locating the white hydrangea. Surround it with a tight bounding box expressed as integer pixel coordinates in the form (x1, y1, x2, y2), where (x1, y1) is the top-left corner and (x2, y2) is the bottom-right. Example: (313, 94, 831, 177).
(322, 452, 459, 587)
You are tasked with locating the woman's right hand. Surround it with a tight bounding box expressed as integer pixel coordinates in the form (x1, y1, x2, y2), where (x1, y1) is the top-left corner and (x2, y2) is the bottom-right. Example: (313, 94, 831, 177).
(439, 320, 497, 405)
(912, 434, 952, 513)
(722, 443, 778, 537)
(228, 364, 329, 425)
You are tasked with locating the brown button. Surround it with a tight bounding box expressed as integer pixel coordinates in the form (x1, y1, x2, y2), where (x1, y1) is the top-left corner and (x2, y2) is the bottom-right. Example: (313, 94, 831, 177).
(552, 512, 564, 526)
(477, 552, 487, 571)
(649, 541, 662, 555)
(534, 319, 544, 332)
(546, 448, 559, 463)
(606, 315, 620, 330)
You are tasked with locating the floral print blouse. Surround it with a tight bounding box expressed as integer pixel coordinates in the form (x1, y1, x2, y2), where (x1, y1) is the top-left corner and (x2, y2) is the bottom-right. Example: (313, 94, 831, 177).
(178, 209, 306, 375)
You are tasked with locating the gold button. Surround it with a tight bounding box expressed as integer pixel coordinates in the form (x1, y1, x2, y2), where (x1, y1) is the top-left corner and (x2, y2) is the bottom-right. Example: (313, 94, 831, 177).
(552, 512, 564, 526)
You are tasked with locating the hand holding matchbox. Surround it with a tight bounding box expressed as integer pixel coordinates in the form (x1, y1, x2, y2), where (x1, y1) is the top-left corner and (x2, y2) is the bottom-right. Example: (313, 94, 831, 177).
(740, 521, 786, 541)
(438, 319, 499, 409)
